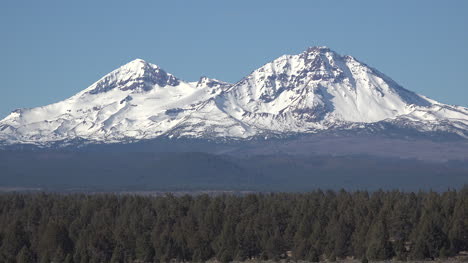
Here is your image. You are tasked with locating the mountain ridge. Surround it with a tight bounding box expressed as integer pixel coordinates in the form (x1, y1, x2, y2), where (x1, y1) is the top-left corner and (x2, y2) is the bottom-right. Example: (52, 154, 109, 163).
(1, 46, 468, 146)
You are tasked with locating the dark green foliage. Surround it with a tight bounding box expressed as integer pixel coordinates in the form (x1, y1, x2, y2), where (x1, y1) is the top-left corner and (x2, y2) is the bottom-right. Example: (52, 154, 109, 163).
(366, 218, 393, 260)
(306, 248, 320, 262)
(110, 245, 124, 263)
(0, 220, 29, 263)
(0, 188, 466, 262)
(16, 246, 33, 263)
(38, 220, 73, 260)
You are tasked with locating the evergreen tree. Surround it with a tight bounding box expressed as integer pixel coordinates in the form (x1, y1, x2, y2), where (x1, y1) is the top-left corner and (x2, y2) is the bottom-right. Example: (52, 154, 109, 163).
(110, 245, 124, 263)
(135, 235, 154, 262)
(219, 249, 233, 263)
(64, 254, 73, 263)
(366, 218, 393, 260)
(392, 239, 407, 260)
(448, 191, 468, 253)
(306, 247, 320, 262)
(53, 247, 66, 263)
(0, 220, 29, 263)
(410, 218, 447, 259)
(16, 246, 34, 263)
(0, 190, 464, 262)
(38, 220, 73, 261)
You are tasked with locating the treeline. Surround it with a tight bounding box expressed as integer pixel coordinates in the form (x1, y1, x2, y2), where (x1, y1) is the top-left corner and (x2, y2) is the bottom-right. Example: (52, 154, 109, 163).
(0, 188, 467, 263)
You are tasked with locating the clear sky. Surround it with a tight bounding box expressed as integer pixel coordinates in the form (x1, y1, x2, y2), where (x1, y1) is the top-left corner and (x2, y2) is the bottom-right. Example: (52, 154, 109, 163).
(1, 0, 467, 118)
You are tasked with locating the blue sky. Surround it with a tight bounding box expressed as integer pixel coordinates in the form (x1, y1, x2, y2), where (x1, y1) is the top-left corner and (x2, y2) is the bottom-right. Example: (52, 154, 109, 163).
(1, 0, 467, 118)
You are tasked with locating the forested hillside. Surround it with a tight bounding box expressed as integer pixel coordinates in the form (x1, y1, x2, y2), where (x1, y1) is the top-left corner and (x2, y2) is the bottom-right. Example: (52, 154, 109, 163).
(1, 151, 467, 191)
(0, 189, 467, 262)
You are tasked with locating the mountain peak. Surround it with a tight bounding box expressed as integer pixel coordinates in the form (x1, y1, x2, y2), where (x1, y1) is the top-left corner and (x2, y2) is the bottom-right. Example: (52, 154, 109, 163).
(299, 46, 343, 70)
(129, 58, 147, 64)
(85, 59, 179, 95)
(119, 58, 156, 74)
(306, 46, 331, 53)
(1, 47, 467, 145)
(302, 46, 340, 58)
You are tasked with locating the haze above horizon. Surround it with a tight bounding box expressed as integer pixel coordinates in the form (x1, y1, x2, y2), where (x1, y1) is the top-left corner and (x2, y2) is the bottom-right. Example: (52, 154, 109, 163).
(0, 0, 467, 118)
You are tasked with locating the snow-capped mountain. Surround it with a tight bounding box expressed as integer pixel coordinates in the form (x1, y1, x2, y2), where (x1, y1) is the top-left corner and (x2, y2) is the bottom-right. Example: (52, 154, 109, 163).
(1, 47, 467, 145)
